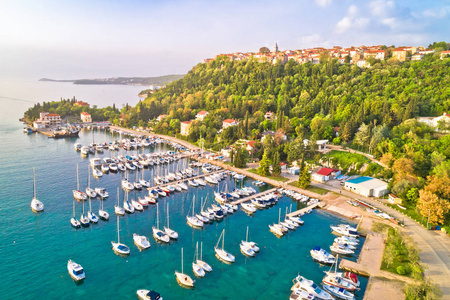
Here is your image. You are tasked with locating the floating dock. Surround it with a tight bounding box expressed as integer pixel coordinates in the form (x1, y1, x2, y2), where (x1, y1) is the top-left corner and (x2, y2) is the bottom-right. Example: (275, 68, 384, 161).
(230, 188, 278, 205)
(146, 170, 224, 190)
(286, 202, 321, 218)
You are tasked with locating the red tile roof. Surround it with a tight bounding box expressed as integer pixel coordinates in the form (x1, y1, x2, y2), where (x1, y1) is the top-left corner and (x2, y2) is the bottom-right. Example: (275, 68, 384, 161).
(81, 112, 90, 115)
(317, 167, 338, 176)
(181, 121, 192, 125)
(197, 111, 208, 115)
(223, 119, 237, 124)
(46, 113, 60, 117)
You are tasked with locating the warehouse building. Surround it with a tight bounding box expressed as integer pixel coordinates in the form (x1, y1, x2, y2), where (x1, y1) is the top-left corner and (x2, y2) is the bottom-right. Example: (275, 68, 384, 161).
(344, 176, 389, 197)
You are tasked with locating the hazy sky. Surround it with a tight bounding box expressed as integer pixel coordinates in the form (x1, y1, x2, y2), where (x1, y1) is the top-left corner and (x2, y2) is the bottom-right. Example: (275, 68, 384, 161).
(0, 0, 449, 79)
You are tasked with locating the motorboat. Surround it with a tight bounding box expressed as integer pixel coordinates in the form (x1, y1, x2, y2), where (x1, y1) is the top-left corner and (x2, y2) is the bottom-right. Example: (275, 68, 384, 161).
(74, 143, 82, 151)
(204, 176, 218, 184)
(215, 229, 235, 263)
(136, 290, 163, 300)
(241, 202, 257, 213)
(111, 215, 130, 256)
(289, 215, 304, 225)
(192, 242, 206, 278)
(195, 178, 206, 186)
(178, 182, 188, 190)
(93, 168, 103, 178)
(292, 275, 333, 300)
(126, 162, 136, 171)
(175, 248, 195, 288)
(81, 146, 89, 156)
(132, 199, 144, 211)
(335, 236, 358, 246)
(153, 203, 170, 243)
(117, 163, 126, 172)
(86, 187, 97, 198)
(121, 179, 134, 191)
(101, 164, 110, 173)
(196, 241, 212, 272)
(323, 271, 358, 292)
(133, 181, 143, 190)
(323, 271, 360, 289)
(188, 180, 198, 187)
(67, 260, 85, 282)
(95, 187, 109, 199)
(322, 285, 354, 300)
(330, 242, 354, 255)
(331, 224, 359, 238)
(164, 203, 178, 239)
(334, 238, 356, 250)
(30, 168, 44, 213)
(289, 289, 315, 300)
(109, 163, 118, 173)
(310, 246, 336, 265)
(133, 233, 151, 250)
(90, 157, 102, 167)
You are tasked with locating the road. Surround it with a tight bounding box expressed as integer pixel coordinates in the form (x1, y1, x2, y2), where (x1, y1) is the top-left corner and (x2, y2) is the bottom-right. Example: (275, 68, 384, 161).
(312, 181, 450, 297)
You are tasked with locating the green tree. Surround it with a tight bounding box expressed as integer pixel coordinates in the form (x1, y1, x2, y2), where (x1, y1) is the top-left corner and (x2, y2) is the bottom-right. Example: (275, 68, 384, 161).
(272, 152, 281, 176)
(259, 47, 270, 54)
(257, 150, 271, 176)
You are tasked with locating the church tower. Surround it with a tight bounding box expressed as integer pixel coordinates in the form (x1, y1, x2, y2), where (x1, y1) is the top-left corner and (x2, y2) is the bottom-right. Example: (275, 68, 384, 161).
(274, 42, 279, 53)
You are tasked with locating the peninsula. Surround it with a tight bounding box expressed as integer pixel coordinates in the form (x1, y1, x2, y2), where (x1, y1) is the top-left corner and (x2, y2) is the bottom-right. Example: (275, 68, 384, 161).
(39, 74, 184, 86)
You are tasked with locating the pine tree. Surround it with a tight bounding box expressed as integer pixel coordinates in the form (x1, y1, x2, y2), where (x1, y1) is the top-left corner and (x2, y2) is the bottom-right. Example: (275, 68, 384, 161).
(298, 165, 311, 189)
(230, 149, 235, 164)
(257, 150, 271, 176)
(272, 151, 281, 176)
(245, 111, 249, 136)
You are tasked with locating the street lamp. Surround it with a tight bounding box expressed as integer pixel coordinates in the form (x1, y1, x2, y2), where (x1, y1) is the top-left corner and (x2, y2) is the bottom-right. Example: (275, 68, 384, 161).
(426, 209, 431, 229)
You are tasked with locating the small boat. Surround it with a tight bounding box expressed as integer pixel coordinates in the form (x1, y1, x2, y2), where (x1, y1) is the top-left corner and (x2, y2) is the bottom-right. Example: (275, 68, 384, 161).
(136, 290, 163, 300)
(67, 259, 85, 282)
(98, 195, 109, 221)
(132, 199, 144, 211)
(310, 246, 336, 265)
(121, 179, 134, 191)
(330, 242, 354, 255)
(164, 203, 178, 239)
(153, 203, 170, 243)
(134, 181, 143, 190)
(240, 226, 257, 257)
(323, 258, 359, 292)
(73, 164, 87, 201)
(196, 241, 212, 272)
(80, 198, 90, 227)
(95, 187, 109, 199)
(70, 199, 81, 228)
(133, 233, 151, 250)
(289, 289, 315, 300)
(117, 163, 126, 172)
(187, 196, 204, 228)
(241, 202, 257, 213)
(92, 168, 103, 178)
(322, 284, 354, 300)
(175, 248, 195, 288)
(74, 143, 82, 151)
(335, 236, 358, 246)
(30, 168, 44, 213)
(124, 195, 135, 214)
(138, 197, 149, 207)
(87, 170, 99, 223)
(80, 146, 89, 156)
(178, 182, 188, 190)
(111, 215, 130, 256)
(292, 275, 333, 300)
(109, 163, 118, 173)
(215, 229, 235, 263)
(289, 215, 304, 226)
(188, 180, 198, 187)
(192, 242, 206, 278)
(101, 164, 109, 173)
(114, 187, 125, 216)
(86, 187, 97, 198)
(331, 224, 359, 238)
(90, 157, 102, 167)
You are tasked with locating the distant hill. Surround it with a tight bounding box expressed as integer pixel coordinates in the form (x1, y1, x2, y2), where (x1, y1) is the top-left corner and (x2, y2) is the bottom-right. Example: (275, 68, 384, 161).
(38, 75, 185, 86)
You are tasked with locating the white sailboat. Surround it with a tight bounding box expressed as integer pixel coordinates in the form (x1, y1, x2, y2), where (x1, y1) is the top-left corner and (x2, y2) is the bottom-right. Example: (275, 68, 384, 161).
(164, 203, 178, 239)
(111, 215, 130, 256)
(87, 169, 99, 223)
(98, 195, 109, 220)
(114, 187, 125, 216)
(192, 242, 205, 278)
(196, 197, 210, 223)
(30, 167, 44, 213)
(214, 229, 235, 263)
(152, 202, 170, 243)
(123, 191, 135, 214)
(70, 199, 81, 228)
(175, 247, 195, 288)
(240, 226, 258, 257)
(73, 164, 87, 201)
(80, 194, 90, 227)
(196, 242, 212, 272)
(187, 196, 204, 228)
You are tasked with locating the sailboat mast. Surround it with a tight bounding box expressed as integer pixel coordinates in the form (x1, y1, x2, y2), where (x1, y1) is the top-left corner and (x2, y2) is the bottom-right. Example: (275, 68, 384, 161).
(33, 167, 36, 199)
(73, 199, 75, 217)
(222, 229, 225, 250)
(200, 242, 203, 261)
(167, 203, 170, 228)
(156, 202, 159, 229)
(117, 216, 120, 243)
(77, 164, 80, 190)
(246, 226, 249, 242)
(181, 247, 184, 274)
(116, 187, 119, 206)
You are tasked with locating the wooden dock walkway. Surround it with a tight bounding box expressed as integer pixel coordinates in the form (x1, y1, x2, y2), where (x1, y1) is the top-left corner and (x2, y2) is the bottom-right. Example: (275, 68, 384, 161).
(286, 202, 320, 217)
(146, 170, 224, 190)
(230, 188, 278, 205)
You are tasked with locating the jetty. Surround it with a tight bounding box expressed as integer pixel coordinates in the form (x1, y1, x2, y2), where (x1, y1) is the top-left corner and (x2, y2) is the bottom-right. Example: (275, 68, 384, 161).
(230, 188, 278, 205)
(286, 202, 321, 217)
(146, 170, 224, 190)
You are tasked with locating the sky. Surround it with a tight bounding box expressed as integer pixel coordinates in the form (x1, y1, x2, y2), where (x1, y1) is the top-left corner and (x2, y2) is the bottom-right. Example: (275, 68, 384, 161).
(0, 0, 449, 80)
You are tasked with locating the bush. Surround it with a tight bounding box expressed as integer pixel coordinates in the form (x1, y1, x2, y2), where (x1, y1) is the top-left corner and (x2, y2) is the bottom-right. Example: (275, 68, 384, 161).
(333, 137, 341, 145)
(397, 265, 407, 275)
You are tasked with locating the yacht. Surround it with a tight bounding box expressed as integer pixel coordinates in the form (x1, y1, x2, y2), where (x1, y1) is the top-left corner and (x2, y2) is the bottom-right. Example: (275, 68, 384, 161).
(90, 157, 102, 167)
(67, 260, 85, 282)
(95, 187, 109, 199)
(152, 203, 170, 243)
(241, 202, 257, 213)
(132, 199, 144, 211)
(136, 290, 163, 300)
(240, 226, 259, 257)
(322, 285, 354, 300)
(192, 242, 206, 278)
(310, 246, 336, 265)
(331, 224, 359, 238)
(215, 229, 235, 263)
(175, 248, 195, 288)
(73, 164, 87, 201)
(335, 236, 358, 246)
(30, 168, 44, 213)
(111, 216, 130, 256)
(292, 275, 333, 300)
(187, 196, 204, 228)
(114, 188, 125, 216)
(164, 203, 178, 239)
(70, 199, 81, 228)
(133, 233, 151, 250)
(196, 241, 212, 273)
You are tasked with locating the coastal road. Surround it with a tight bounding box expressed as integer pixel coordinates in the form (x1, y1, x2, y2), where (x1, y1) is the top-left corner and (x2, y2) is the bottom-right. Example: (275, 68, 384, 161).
(312, 181, 450, 297)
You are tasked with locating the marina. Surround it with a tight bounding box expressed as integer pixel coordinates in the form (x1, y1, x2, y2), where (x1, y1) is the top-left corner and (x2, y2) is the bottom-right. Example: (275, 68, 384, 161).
(1, 127, 369, 299)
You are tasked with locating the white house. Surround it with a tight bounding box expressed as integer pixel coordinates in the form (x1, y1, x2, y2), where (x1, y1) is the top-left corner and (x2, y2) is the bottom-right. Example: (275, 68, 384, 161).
(180, 120, 193, 136)
(81, 112, 92, 123)
(312, 167, 341, 183)
(33, 112, 62, 128)
(196, 111, 209, 121)
(222, 119, 239, 129)
(418, 112, 450, 130)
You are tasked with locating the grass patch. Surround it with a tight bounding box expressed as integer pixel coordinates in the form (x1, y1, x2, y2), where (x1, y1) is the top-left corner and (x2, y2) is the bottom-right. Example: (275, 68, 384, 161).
(372, 221, 392, 234)
(288, 182, 330, 195)
(247, 168, 290, 182)
(323, 150, 369, 172)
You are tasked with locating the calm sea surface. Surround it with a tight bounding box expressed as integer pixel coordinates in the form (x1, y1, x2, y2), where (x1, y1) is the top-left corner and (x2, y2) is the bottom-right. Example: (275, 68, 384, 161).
(0, 82, 367, 299)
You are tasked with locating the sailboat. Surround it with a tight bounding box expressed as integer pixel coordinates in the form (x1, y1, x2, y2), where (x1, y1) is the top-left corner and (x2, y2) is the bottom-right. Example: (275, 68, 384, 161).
(73, 164, 87, 201)
(196, 197, 210, 223)
(87, 168, 99, 223)
(240, 226, 259, 257)
(269, 208, 287, 237)
(175, 247, 195, 288)
(192, 242, 205, 277)
(70, 199, 81, 228)
(152, 202, 170, 243)
(214, 229, 235, 263)
(139, 169, 150, 188)
(196, 242, 212, 272)
(30, 167, 44, 213)
(114, 187, 125, 216)
(187, 196, 204, 228)
(164, 203, 178, 239)
(323, 255, 359, 292)
(80, 196, 90, 227)
(98, 195, 109, 221)
(111, 215, 130, 256)
(123, 190, 135, 214)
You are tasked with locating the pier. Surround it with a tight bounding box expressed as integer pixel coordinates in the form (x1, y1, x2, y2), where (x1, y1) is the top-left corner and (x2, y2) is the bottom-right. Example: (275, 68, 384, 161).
(146, 170, 224, 190)
(230, 188, 278, 205)
(286, 202, 321, 217)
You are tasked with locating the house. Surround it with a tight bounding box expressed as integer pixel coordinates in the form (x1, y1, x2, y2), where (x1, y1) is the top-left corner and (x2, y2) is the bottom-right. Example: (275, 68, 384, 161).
(363, 50, 385, 60)
(74, 101, 89, 107)
(33, 112, 62, 128)
(156, 114, 167, 122)
(418, 112, 450, 130)
(344, 176, 389, 197)
(441, 50, 450, 59)
(356, 59, 370, 68)
(392, 48, 407, 61)
(80, 112, 92, 123)
(312, 167, 341, 183)
(288, 166, 300, 175)
(246, 140, 258, 153)
(334, 127, 339, 137)
(265, 111, 274, 121)
(411, 54, 424, 61)
(280, 162, 287, 170)
(222, 119, 239, 129)
(388, 194, 402, 205)
(180, 120, 193, 136)
(196, 111, 209, 121)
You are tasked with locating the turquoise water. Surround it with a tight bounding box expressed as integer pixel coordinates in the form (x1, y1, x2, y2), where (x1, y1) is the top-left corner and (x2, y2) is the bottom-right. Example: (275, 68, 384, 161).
(0, 97, 367, 299)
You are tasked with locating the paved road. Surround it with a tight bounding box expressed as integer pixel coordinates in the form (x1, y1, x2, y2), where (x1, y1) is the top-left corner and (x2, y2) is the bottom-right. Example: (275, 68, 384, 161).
(312, 181, 450, 297)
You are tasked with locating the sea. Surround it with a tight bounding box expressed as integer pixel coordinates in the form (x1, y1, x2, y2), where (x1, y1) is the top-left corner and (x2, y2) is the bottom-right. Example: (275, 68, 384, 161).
(0, 79, 368, 299)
